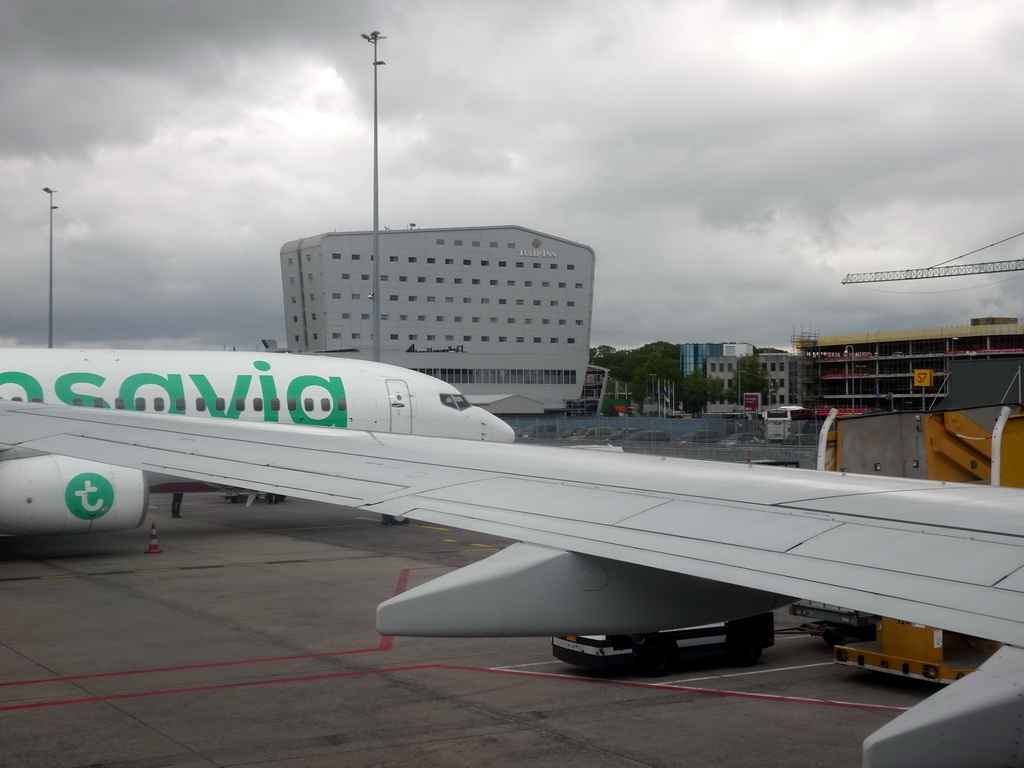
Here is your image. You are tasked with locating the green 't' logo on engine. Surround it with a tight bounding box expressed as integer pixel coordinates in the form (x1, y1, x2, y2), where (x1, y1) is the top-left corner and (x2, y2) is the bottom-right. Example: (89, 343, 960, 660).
(65, 473, 114, 520)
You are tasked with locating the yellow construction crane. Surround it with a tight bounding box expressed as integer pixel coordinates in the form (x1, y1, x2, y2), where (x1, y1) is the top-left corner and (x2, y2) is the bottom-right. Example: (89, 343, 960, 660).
(842, 229, 1024, 284)
(842, 257, 1024, 284)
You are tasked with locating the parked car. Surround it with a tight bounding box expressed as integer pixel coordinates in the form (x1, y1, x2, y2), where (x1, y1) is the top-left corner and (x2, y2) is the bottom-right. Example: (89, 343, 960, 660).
(561, 426, 615, 443)
(607, 427, 650, 442)
(622, 430, 672, 442)
(517, 423, 569, 441)
(718, 432, 765, 446)
(674, 429, 726, 444)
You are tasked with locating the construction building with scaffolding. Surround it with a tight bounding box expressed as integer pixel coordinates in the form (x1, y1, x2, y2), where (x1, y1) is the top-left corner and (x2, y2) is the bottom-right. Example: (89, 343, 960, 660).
(794, 318, 1024, 413)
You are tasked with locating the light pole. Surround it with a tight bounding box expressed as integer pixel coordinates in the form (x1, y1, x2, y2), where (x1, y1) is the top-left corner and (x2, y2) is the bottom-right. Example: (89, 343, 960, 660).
(43, 187, 57, 348)
(844, 345, 854, 412)
(361, 30, 386, 362)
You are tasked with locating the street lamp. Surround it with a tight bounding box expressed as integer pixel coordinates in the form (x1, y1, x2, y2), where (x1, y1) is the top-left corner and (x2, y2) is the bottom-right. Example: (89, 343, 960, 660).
(361, 30, 386, 363)
(844, 345, 854, 412)
(43, 187, 57, 348)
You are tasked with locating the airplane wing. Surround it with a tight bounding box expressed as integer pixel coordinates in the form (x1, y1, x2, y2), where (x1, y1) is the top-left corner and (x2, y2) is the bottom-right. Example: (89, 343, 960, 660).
(1, 400, 1023, 643)
(2, 400, 1024, 766)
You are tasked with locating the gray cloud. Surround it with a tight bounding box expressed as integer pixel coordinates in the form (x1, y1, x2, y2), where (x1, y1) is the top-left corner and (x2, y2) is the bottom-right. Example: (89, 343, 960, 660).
(2, 0, 1023, 353)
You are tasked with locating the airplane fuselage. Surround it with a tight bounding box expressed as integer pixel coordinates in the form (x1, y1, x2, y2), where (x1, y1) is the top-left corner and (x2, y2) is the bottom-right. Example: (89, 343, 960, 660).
(0, 349, 514, 494)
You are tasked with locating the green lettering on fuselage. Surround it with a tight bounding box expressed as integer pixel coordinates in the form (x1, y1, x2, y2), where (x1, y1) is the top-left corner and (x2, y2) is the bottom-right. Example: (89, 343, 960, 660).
(189, 374, 251, 418)
(56, 372, 108, 407)
(254, 360, 279, 423)
(286, 375, 347, 427)
(0, 362, 349, 428)
(0, 371, 45, 402)
(118, 373, 186, 412)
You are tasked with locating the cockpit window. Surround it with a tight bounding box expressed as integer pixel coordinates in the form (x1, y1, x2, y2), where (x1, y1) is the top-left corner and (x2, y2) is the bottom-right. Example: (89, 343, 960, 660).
(440, 393, 471, 411)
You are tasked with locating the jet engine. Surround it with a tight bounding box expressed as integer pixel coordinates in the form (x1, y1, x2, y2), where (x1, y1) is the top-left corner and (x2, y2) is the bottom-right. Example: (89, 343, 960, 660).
(0, 455, 148, 536)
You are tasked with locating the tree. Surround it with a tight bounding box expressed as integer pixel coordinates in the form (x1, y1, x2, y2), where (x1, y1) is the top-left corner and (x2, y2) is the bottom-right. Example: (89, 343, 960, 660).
(679, 370, 723, 415)
(724, 354, 770, 405)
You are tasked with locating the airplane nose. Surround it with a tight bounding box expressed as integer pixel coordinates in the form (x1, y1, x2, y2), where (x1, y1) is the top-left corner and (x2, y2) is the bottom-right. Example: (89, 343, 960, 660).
(489, 413, 516, 443)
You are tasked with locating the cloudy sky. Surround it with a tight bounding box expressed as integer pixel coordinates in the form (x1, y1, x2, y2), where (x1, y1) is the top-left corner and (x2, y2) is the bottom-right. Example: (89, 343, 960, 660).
(3, 0, 1024, 352)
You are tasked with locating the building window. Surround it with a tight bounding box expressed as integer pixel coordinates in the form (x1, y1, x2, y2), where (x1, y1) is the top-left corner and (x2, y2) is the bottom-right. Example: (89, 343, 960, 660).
(332, 253, 341, 260)
(436, 239, 444, 245)
(409, 257, 418, 263)
(389, 256, 399, 262)
(567, 264, 575, 270)
(389, 294, 398, 301)
(455, 240, 463, 246)
(436, 277, 444, 283)
(351, 293, 360, 300)
(332, 293, 341, 299)
(445, 258, 453, 264)
(352, 254, 361, 260)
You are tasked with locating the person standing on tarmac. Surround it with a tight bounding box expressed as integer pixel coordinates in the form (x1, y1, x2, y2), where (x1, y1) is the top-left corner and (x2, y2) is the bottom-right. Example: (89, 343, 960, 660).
(171, 493, 184, 518)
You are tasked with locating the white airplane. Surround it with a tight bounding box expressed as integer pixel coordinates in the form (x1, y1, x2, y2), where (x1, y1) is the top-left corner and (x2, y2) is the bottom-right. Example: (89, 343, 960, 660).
(0, 401, 1021, 767)
(0, 348, 513, 534)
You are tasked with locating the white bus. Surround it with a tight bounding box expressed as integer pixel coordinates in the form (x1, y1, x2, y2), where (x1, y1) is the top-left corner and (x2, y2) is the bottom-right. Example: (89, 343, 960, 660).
(763, 405, 813, 442)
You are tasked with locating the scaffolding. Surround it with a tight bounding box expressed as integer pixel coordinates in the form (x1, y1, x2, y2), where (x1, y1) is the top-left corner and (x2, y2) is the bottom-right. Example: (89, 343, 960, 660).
(797, 319, 1024, 412)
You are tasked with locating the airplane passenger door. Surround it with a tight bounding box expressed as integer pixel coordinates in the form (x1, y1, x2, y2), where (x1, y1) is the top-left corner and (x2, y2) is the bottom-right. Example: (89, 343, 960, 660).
(386, 379, 412, 434)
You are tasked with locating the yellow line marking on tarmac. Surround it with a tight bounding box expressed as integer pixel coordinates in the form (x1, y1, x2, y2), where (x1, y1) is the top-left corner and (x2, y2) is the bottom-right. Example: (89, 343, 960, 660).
(413, 524, 450, 531)
(469, 543, 497, 549)
(40, 574, 79, 579)
(442, 539, 459, 543)
(134, 568, 180, 574)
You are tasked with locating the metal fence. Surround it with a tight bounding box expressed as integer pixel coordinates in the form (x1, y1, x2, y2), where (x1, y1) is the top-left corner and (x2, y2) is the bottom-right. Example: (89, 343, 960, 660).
(504, 416, 820, 469)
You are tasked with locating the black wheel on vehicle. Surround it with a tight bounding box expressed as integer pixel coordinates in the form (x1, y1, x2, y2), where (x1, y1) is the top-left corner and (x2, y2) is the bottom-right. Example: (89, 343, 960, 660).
(636, 640, 675, 677)
(725, 641, 763, 667)
(228, 496, 238, 504)
(822, 627, 847, 647)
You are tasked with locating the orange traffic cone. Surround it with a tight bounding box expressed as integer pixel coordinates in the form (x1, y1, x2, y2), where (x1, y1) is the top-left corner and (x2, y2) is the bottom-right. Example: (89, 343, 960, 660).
(145, 522, 162, 554)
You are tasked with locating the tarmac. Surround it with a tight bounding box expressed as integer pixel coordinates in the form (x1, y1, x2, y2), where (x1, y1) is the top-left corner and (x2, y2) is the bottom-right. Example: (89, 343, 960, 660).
(0, 493, 935, 767)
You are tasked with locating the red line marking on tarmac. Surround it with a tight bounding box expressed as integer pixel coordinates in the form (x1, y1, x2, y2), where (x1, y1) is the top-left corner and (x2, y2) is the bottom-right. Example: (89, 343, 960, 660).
(0, 663, 908, 714)
(0, 566, 439, 690)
